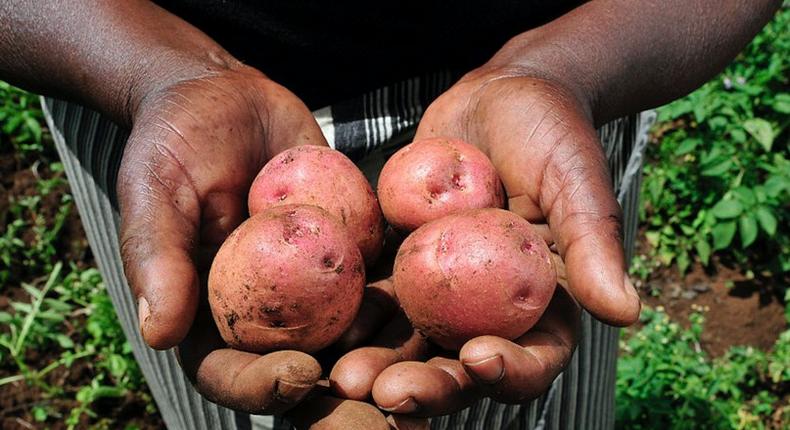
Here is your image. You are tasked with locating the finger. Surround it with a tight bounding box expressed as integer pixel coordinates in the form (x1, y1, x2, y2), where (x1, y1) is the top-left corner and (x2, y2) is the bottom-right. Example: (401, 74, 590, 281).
(287, 395, 391, 430)
(118, 125, 203, 350)
(334, 277, 399, 351)
(330, 313, 431, 400)
(177, 310, 322, 414)
(117, 78, 330, 350)
(371, 358, 480, 417)
(477, 79, 640, 326)
(537, 128, 640, 326)
(459, 286, 580, 403)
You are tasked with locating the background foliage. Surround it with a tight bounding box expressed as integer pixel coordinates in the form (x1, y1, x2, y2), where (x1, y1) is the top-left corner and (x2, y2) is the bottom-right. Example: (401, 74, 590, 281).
(1, 83, 155, 428)
(636, 7, 789, 277)
(618, 7, 789, 430)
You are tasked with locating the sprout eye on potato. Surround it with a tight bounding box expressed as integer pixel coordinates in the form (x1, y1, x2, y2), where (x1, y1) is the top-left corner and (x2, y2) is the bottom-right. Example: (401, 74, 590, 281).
(208, 204, 365, 354)
(248, 145, 384, 265)
(208, 138, 556, 356)
(377, 137, 505, 232)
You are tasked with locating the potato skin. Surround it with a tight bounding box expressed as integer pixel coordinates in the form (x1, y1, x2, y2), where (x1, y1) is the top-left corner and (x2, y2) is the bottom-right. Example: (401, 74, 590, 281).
(377, 138, 505, 232)
(208, 204, 365, 354)
(248, 145, 384, 264)
(393, 208, 556, 351)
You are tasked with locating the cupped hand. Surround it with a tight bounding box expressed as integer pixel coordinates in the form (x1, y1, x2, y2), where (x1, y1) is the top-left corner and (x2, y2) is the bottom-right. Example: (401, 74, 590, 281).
(330, 69, 641, 417)
(115, 63, 387, 422)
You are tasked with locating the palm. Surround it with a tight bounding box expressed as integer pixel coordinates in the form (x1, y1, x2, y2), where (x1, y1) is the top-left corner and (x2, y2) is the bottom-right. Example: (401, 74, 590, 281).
(117, 68, 332, 414)
(330, 73, 640, 416)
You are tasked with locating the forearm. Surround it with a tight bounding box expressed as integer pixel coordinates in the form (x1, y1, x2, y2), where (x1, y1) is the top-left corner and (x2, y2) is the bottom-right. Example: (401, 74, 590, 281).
(0, 0, 240, 126)
(484, 0, 782, 125)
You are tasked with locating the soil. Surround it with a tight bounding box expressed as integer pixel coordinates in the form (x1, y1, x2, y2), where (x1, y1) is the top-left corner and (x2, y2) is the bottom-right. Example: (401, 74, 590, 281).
(636, 244, 788, 358)
(0, 139, 165, 429)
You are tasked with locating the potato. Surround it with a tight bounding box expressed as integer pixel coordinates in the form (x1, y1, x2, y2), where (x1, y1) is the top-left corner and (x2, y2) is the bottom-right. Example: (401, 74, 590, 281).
(393, 208, 555, 350)
(248, 145, 384, 264)
(208, 204, 365, 354)
(377, 137, 505, 232)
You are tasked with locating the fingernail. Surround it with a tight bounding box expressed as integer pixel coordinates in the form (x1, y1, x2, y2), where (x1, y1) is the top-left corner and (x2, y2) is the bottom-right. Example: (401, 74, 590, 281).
(138, 296, 150, 334)
(380, 396, 418, 414)
(274, 379, 313, 402)
(463, 354, 504, 384)
(623, 274, 640, 300)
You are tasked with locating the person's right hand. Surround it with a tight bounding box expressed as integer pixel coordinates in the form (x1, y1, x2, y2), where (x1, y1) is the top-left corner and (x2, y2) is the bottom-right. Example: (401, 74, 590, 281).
(115, 62, 380, 422)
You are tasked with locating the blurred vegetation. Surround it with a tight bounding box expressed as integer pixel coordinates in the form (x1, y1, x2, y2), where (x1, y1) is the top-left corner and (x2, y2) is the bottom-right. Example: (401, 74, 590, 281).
(632, 7, 789, 278)
(618, 7, 790, 430)
(0, 83, 156, 428)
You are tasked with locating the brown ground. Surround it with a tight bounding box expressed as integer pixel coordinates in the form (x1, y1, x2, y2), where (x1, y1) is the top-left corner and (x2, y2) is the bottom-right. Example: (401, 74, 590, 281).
(638, 254, 787, 358)
(0, 140, 165, 429)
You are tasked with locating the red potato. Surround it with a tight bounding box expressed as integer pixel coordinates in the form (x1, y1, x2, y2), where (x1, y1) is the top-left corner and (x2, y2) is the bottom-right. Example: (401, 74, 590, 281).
(393, 208, 556, 351)
(377, 137, 505, 232)
(248, 145, 384, 264)
(208, 204, 365, 354)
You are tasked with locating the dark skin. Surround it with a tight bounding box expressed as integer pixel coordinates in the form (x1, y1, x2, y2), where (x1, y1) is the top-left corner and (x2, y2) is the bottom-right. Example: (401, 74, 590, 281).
(0, 0, 781, 427)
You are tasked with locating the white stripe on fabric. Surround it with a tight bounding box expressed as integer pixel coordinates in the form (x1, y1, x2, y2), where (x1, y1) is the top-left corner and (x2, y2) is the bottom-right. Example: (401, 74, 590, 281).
(617, 110, 656, 203)
(312, 105, 335, 149)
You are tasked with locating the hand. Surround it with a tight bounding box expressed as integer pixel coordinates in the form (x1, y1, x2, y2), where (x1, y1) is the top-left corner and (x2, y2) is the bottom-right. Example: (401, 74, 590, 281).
(330, 68, 641, 416)
(115, 63, 386, 422)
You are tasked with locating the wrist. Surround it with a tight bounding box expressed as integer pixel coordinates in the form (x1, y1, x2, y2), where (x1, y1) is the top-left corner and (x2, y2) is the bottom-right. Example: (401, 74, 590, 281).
(123, 47, 245, 127)
(472, 28, 603, 126)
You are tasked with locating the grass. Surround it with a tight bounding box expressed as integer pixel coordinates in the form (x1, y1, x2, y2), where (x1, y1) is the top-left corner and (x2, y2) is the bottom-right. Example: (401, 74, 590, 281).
(0, 83, 158, 428)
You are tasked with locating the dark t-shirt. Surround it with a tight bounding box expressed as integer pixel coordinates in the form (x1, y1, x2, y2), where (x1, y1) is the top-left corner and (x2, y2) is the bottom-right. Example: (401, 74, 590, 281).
(154, 1, 581, 108)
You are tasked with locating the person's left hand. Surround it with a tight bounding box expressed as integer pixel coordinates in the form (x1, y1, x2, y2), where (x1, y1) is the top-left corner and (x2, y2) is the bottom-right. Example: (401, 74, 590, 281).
(329, 66, 641, 417)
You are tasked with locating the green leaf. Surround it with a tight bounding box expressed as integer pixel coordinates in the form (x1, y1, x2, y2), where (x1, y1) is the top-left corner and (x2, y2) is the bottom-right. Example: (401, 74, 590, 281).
(55, 334, 74, 349)
(739, 214, 758, 248)
(755, 206, 777, 236)
(674, 139, 700, 156)
(23, 116, 42, 143)
(773, 93, 790, 114)
(712, 221, 737, 250)
(695, 240, 711, 266)
(712, 199, 743, 219)
(32, 406, 48, 422)
(11, 302, 33, 314)
(677, 250, 691, 274)
(743, 118, 775, 152)
(701, 160, 732, 177)
(764, 176, 787, 198)
(730, 128, 747, 143)
(37, 311, 64, 322)
(21, 283, 43, 300)
(732, 187, 756, 207)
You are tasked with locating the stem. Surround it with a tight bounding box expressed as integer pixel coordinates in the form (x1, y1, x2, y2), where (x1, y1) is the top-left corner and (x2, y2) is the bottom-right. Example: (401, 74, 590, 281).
(36, 350, 96, 380)
(0, 374, 25, 386)
(13, 262, 62, 356)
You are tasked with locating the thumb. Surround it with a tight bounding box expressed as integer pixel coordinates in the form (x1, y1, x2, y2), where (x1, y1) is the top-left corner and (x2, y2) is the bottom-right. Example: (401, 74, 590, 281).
(118, 76, 329, 349)
(117, 127, 202, 349)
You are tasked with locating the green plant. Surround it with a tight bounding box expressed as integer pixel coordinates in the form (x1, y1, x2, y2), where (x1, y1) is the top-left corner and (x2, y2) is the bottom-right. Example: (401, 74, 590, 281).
(0, 80, 46, 154)
(617, 305, 790, 429)
(640, 8, 790, 275)
(0, 263, 155, 426)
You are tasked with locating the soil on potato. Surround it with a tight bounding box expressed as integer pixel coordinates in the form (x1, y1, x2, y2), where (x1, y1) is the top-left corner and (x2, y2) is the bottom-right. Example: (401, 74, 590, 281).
(0, 142, 165, 429)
